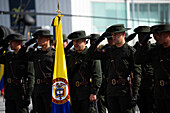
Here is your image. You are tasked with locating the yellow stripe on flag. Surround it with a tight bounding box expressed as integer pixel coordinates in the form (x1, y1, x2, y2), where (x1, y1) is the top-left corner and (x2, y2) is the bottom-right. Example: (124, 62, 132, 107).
(0, 64, 4, 81)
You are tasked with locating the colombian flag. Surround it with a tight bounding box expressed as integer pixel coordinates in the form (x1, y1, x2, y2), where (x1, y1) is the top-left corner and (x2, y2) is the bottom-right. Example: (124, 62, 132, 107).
(51, 14, 71, 113)
(0, 64, 4, 95)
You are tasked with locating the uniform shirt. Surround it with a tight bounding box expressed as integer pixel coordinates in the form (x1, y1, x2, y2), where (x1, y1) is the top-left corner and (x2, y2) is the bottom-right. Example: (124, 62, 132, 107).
(67, 47, 102, 101)
(88, 43, 141, 96)
(135, 45, 170, 99)
(0, 49, 34, 99)
(28, 46, 55, 93)
(134, 42, 154, 89)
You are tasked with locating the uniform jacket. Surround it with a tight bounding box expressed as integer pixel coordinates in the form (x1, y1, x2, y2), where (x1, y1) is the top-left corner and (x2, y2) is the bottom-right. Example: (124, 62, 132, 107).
(28, 46, 55, 94)
(67, 47, 102, 101)
(135, 45, 170, 99)
(89, 43, 141, 96)
(0, 49, 34, 100)
(134, 42, 154, 89)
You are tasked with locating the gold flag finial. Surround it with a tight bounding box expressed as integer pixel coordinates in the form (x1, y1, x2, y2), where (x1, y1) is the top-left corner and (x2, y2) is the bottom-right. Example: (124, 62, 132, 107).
(56, 0, 61, 14)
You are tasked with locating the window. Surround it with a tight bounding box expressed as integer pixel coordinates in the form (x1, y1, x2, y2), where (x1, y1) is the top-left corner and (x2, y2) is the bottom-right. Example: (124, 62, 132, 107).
(92, 2, 127, 33)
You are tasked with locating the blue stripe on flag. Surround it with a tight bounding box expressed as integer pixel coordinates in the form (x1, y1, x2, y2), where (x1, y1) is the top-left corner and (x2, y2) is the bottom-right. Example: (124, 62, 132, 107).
(51, 101, 71, 113)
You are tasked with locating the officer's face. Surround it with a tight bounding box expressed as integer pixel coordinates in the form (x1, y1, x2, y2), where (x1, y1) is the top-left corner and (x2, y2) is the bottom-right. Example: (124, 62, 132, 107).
(107, 37, 115, 46)
(153, 32, 160, 43)
(112, 32, 125, 44)
(161, 32, 170, 47)
(38, 36, 50, 47)
(73, 39, 86, 53)
(156, 32, 165, 45)
(9, 40, 21, 50)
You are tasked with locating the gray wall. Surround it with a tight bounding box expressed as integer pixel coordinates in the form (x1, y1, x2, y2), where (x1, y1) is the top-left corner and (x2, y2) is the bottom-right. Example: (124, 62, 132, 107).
(35, 0, 72, 36)
(0, 0, 10, 28)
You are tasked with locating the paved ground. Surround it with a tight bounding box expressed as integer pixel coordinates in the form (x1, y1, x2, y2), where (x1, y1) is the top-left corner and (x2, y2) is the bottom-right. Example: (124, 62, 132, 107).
(0, 96, 33, 113)
(0, 96, 5, 113)
(0, 96, 140, 113)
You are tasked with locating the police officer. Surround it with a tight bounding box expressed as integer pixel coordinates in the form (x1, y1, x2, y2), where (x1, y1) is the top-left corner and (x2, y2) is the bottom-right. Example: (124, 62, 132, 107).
(86, 33, 107, 113)
(67, 30, 102, 113)
(135, 24, 170, 113)
(133, 26, 156, 113)
(86, 24, 141, 113)
(28, 29, 55, 113)
(0, 33, 34, 113)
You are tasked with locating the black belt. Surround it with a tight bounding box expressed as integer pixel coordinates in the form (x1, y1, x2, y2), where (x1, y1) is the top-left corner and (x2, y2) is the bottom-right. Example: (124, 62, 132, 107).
(155, 80, 170, 86)
(36, 78, 51, 84)
(74, 81, 89, 87)
(107, 78, 127, 85)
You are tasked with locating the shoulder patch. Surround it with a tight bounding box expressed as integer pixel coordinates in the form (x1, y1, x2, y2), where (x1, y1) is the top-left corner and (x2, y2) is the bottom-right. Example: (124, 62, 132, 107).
(101, 49, 105, 53)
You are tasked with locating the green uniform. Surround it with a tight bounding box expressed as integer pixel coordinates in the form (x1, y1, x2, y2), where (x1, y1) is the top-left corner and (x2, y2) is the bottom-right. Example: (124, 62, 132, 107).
(135, 45, 170, 113)
(28, 47, 55, 113)
(89, 43, 141, 113)
(0, 49, 34, 113)
(67, 47, 102, 113)
(134, 42, 156, 113)
(98, 44, 110, 113)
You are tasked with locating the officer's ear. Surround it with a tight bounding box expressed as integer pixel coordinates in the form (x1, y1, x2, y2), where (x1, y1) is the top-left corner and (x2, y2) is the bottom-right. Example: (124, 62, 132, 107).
(47, 37, 51, 41)
(83, 39, 86, 44)
(122, 32, 126, 37)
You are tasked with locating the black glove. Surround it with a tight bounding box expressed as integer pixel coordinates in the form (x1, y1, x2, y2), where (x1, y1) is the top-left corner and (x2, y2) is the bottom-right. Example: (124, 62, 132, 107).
(23, 96, 30, 107)
(0, 42, 9, 54)
(125, 33, 137, 42)
(140, 33, 152, 45)
(65, 41, 73, 54)
(24, 37, 37, 47)
(131, 94, 138, 107)
(94, 32, 112, 45)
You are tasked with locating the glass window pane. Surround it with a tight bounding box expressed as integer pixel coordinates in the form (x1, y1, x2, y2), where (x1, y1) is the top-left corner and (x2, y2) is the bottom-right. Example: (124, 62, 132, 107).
(139, 4, 148, 25)
(105, 3, 116, 26)
(150, 4, 159, 26)
(92, 2, 127, 32)
(92, 2, 106, 32)
(160, 4, 168, 24)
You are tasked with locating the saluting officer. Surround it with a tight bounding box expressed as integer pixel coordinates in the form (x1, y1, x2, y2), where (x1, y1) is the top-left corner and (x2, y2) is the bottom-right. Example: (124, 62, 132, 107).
(86, 24, 141, 113)
(86, 33, 107, 113)
(28, 29, 55, 113)
(135, 24, 170, 113)
(66, 30, 102, 113)
(133, 26, 156, 113)
(0, 33, 34, 113)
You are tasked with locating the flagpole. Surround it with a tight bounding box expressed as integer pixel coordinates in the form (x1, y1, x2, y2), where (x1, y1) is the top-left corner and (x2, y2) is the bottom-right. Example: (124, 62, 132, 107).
(51, 1, 71, 113)
(56, 0, 61, 14)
